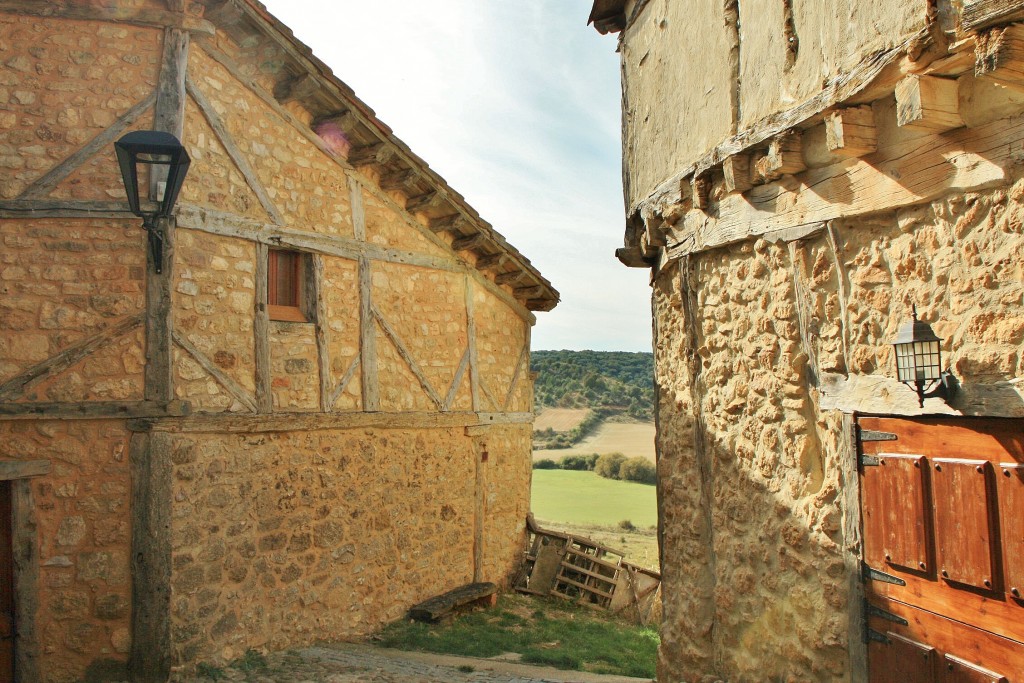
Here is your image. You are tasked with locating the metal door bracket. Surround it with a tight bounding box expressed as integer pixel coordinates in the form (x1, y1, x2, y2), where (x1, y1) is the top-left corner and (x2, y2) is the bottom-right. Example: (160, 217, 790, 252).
(862, 563, 907, 586)
(860, 454, 881, 467)
(859, 429, 897, 443)
(865, 601, 909, 626)
(865, 628, 890, 644)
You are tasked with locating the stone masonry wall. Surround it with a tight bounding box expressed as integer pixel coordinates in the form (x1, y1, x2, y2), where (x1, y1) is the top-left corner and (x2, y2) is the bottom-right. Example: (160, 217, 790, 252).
(168, 424, 531, 669)
(653, 178, 1024, 681)
(0, 420, 133, 683)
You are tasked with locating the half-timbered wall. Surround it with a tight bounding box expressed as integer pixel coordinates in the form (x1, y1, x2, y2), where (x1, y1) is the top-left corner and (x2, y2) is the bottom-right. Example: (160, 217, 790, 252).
(0, 2, 546, 680)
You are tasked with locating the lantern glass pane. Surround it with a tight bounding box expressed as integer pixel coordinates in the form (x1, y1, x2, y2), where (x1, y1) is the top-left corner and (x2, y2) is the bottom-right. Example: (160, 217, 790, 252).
(895, 343, 916, 382)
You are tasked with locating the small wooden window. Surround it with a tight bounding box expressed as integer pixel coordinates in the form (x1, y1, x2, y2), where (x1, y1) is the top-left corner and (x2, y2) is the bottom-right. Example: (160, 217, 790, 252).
(268, 249, 308, 322)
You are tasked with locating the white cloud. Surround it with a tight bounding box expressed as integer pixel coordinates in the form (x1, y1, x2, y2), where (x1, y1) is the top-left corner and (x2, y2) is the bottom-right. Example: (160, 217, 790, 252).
(261, 0, 651, 351)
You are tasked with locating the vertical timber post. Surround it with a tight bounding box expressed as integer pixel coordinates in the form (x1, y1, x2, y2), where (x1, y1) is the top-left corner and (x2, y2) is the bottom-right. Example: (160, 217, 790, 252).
(843, 413, 868, 683)
(254, 243, 272, 413)
(466, 277, 480, 412)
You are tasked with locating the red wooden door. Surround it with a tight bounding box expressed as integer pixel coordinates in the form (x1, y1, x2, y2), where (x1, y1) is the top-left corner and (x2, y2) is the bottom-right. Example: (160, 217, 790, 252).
(859, 417, 1024, 682)
(0, 481, 13, 682)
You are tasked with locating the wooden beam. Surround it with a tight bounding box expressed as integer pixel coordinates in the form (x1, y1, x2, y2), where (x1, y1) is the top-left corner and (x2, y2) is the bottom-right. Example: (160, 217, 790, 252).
(0, 200, 147, 219)
(960, 0, 1024, 34)
(722, 154, 752, 194)
(428, 214, 469, 234)
(643, 214, 667, 248)
(171, 331, 257, 412)
(358, 256, 379, 411)
(465, 278, 480, 412)
(11, 478, 39, 683)
(451, 233, 488, 252)
(495, 271, 526, 286)
(327, 354, 360, 409)
(151, 27, 189, 199)
(131, 410, 535, 434)
(514, 285, 545, 300)
(0, 460, 49, 480)
(372, 304, 443, 409)
(0, 400, 189, 421)
(19, 92, 156, 200)
(311, 254, 333, 413)
(0, 314, 144, 401)
(347, 142, 393, 167)
(443, 348, 471, 412)
(691, 174, 711, 211)
(474, 253, 507, 270)
(406, 190, 446, 214)
(755, 131, 805, 182)
(616, 246, 654, 268)
(503, 341, 529, 411)
(895, 74, 964, 132)
(273, 73, 319, 104)
(129, 432, 172, 683)
(379, 168, 418, 191)
(186, 78, 286, 225)
(254, 243, 272, 413)
(975, 25, 1024, 92)
(825, 105, 877, 157)
(0, 1, 214, 34)
(313, 110, 355, 131)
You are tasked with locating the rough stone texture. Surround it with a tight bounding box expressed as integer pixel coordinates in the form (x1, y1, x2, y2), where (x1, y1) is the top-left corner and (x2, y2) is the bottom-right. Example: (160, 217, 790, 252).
(474, 290, 530, 413)
(269, 322, 319, 411)
(322, 257, 361, 411)
(362, 186, 451, 259)
(0, 420, 132, 683)
(169, 425, 530, 667)
(652, 178, 1024, 681)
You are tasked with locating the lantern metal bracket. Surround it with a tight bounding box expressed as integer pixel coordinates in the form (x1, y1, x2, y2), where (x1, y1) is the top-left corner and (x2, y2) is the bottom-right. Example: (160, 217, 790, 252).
(142, 218, 166, 274)
(910, 371, 958, 408)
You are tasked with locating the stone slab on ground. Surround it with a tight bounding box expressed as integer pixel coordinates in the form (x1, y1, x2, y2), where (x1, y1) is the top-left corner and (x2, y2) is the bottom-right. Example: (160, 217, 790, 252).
(180, 642, 655, 683)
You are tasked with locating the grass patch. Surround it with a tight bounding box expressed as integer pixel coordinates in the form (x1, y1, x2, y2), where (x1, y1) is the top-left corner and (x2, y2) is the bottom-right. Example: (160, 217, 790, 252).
(375, 594, 658, 678)
(531, 469, 657, 528)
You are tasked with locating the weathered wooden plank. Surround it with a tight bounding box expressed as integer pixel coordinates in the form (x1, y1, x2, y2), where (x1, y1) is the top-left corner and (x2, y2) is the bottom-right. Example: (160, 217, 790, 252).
(825, 106, 877, 157)
(408, 582, 497, 622)
(379, 168, 418, 191)
(273, 73, 319, 104)
(0, 461, 49, 480)
(171, 332, 257, 412)
(895, 75, 963, 132)
(347, 176, 366, 241)
(150, 27, 189, 200)
(406, 190, 446, 214)
(131, 410, 535, 434)
(666, 108, 1018, 259)
(129, 431, 172, 683)
(19, 92, 156, 200)
(0, 1, 214, 33)
(145, 216, 175, 403)
(754, 131, 805, 182)
(327, 355, 360, 409)
(474, 253, 508, 270)
(186, 78, 286, 225)
(428, 214, 469, 234)
(466, 278, 480, 412)
(0, 200, 146, 219)
(372, 304, 443, 409)
(347, 142, 393, 167)
(311, 254, 332, 412)
(722, 154, 751, 194)
(503, 342, 529, 412)
(820, 373, 1024, 417)
(358, 256, 379, 411)
(0, 400, 189, 421)
(451, 233, 488, 252)
(11, 478, 39, 683)
(495, 270, 526, 286)
(840, 413, 868, 683)
(0, 314, 144, 401)
(443, 348, 471, 412)
(960, 0, 1024, 34)
(479, 378, 500, 412)
(975, 24, 1024, 92)
(254, 243, 272, 413)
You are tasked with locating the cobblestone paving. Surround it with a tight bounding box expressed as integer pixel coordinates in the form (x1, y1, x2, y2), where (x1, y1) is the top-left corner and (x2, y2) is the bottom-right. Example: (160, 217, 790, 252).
(183, 643, 654, 683)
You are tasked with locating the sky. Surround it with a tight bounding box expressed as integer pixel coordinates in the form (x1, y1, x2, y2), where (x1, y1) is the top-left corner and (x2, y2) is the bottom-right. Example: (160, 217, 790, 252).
(259, 0, 653, 352)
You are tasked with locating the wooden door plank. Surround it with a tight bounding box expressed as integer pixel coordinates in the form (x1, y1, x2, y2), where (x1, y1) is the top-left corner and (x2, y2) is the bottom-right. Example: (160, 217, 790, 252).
(863, 454, 932, 573)
(932, 459, 999, 592)
(998, 463, 1024, 600)
(868, 631, 937, 683)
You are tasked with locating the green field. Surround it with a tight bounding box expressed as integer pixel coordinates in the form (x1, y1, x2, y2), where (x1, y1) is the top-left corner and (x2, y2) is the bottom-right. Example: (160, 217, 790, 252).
(531, 469, 657, 528)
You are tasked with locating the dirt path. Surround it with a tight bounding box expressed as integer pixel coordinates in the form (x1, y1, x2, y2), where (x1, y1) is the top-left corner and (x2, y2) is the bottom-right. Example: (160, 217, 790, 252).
(181, 642, 655, 683)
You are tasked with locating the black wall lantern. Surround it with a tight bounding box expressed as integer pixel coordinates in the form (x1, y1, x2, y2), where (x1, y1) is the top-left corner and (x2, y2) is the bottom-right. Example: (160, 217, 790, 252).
(114, 130, 191, 274)
(892, 305, 956, 407)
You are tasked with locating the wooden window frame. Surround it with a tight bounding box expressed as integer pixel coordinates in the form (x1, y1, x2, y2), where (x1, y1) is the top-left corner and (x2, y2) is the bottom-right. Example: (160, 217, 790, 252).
(267, 249, 309, 323)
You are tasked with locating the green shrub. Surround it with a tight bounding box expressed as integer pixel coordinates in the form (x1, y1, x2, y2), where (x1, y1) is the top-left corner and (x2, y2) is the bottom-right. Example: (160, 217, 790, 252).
(594, 453, 627, 479)
(533, 459, 559, 470)
(618, 519, 635, 531)
(619, 457, 657, 485)
(561, 455, 592, 471)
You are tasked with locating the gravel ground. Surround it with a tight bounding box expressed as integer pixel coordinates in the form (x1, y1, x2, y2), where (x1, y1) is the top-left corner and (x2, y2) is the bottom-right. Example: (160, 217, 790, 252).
(179, 642, 655, 683)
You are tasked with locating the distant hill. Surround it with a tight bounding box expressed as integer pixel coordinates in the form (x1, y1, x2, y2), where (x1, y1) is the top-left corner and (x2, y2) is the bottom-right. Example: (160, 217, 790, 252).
(530, 350, 654, 421)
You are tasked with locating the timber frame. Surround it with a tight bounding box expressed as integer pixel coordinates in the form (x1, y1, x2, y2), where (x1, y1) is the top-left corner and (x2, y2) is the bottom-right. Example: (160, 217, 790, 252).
(599, 1, 1024, 280)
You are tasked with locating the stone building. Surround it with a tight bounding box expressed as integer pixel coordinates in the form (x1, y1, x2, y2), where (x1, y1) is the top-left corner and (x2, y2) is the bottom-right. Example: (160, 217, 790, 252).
(590, 0, 1024, 681)
(0, 1, 557, 681)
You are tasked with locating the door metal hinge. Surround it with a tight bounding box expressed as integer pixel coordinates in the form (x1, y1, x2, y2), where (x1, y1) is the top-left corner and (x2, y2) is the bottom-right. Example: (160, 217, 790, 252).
(866, 628, 890, 644)
(859, 429, 897, 443)
(865, 601, 909, 626)
(862, 562, 907, 586)
(860, 454, 881, 467)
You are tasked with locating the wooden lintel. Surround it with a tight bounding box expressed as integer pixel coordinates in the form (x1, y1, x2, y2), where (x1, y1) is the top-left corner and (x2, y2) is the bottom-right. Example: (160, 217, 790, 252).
(313, 110, 355, 130)
(273, 73, 320, 104)
(615, 246, 653, 268)
(0, 200, 147, 219)
(643, 215, 667, 248)
(0, 400, 191, 421)
(0, 460, 50, 480)
(451, 233, 488, 252)
(975, 25, 1024, 92)
(825, 106, 877, 157)
(722, 154, 752, 194)
(895, 74, 964, 132)
(406, 190, 445, 214)
(347, 142, 393, 167)
(379, 168, 418, 191)
(514, 285, 545, 300)
(428, 214, 468, 234)
(130, 410, 535, 434)
(755, 131, 805, 182)
(494, 270, 526, 286)
(0, 1, 214, 34)
(526, 298, 558, 312)
(474, 253, 508, 270)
